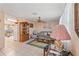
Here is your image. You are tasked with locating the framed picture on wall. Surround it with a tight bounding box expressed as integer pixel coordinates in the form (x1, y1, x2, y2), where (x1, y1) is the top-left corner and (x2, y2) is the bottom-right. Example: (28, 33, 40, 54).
(29, 23, 33, 28)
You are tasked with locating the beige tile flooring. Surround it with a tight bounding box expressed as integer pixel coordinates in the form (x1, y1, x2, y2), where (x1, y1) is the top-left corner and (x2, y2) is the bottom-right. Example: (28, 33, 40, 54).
(0, 37, 43, 56)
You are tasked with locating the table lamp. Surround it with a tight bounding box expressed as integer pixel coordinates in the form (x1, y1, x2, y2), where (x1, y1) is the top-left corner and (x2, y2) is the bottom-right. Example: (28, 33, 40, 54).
(50, 25, 71, 50)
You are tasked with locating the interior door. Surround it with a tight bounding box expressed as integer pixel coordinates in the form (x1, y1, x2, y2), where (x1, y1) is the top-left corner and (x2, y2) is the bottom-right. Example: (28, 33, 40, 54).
(75, 3, 79, 37)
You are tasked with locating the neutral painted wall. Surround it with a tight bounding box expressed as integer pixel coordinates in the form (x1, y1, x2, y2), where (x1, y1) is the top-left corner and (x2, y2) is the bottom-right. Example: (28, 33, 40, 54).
(59, 3, 79, 55)
(0, 10, 4, 49)
(29, 20, 59, 35)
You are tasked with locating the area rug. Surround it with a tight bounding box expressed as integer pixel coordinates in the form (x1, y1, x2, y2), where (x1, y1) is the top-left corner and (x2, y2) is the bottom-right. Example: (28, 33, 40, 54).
(27, 40, 48, 49)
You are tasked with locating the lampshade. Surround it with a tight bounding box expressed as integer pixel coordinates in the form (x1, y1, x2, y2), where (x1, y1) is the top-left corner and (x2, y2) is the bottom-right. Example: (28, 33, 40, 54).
(50, 25, 71, 40)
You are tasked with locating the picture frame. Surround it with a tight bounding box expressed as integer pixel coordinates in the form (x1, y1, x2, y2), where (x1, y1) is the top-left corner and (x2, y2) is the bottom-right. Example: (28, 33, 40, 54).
(29, 23, 33, 28)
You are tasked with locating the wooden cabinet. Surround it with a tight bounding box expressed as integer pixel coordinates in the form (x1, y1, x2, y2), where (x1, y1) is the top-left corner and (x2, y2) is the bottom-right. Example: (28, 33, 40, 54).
(75, 3, 79, 37)
(19, 22, 29, 42)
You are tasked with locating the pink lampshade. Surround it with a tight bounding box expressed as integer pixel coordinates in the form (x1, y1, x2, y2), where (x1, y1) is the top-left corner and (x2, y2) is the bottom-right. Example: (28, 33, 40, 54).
(50, 25, 71, 40)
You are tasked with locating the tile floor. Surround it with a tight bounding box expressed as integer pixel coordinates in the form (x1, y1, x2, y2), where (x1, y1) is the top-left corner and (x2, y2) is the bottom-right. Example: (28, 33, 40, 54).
(0, 37, 43, 56)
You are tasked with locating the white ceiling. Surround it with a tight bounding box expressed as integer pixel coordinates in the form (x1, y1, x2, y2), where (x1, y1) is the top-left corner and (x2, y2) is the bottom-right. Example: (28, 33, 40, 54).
(0, 3, 66, 21)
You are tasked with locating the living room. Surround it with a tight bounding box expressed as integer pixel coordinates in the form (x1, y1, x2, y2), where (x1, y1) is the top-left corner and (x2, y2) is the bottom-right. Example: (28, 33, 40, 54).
(0, 3, 79, 56)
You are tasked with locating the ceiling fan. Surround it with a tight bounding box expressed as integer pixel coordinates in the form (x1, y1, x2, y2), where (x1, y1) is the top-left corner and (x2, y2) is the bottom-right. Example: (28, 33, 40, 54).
(32, 16, 46, 23)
